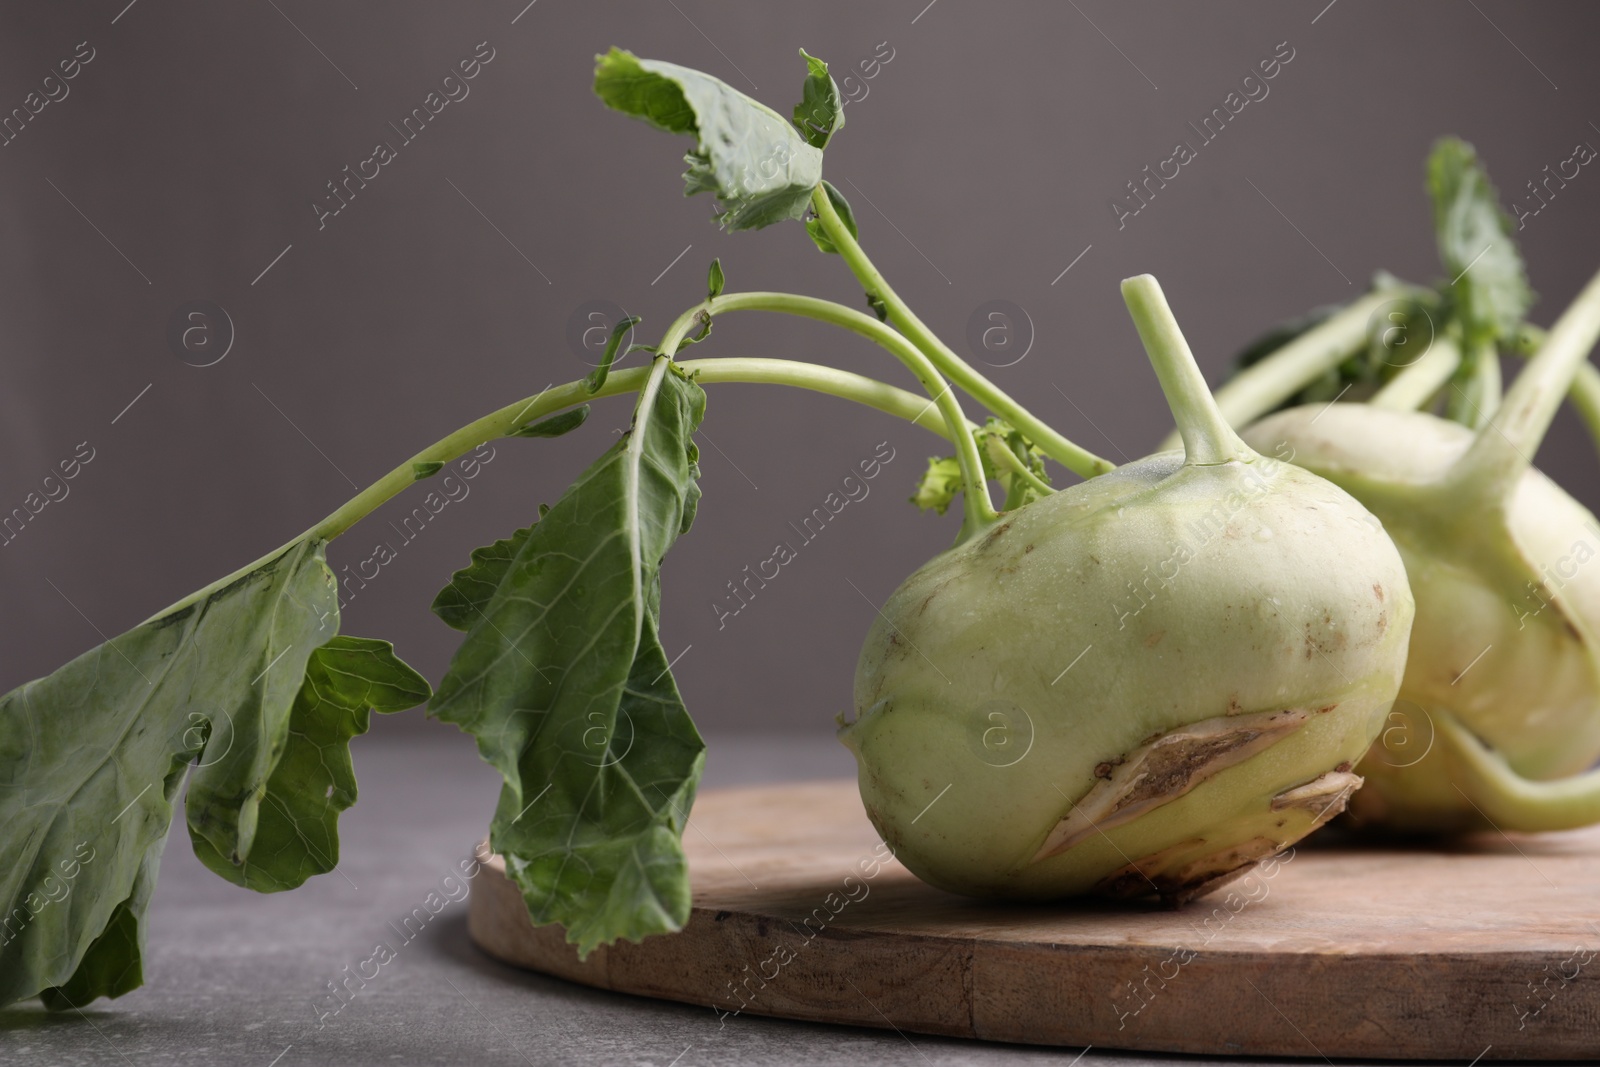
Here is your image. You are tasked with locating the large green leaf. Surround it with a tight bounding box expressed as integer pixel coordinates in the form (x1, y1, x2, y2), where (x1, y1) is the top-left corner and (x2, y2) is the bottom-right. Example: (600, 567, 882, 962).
(189, 636, 430, 892)
(430, 358, 707, 955)
(593, 47, 824, 231)
(0, 541, 430, 1008)
(0, 542, 334, 1007)
(1428, 136, 1533, 348)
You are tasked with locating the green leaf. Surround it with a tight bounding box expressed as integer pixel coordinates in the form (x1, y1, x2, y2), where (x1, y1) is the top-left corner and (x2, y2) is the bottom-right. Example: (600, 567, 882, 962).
(910, 455, 964, 515)
(412, 461, 445, 480)
(594, 47, 825, 231)
(909, 420, 1051, 516)
(431, 524, 536, 632)
(979, 417, 1052, 511)
(431, 359, 707, 956)
(1427, 137, 1533, 348)
(793, 48, 844, 149)
(0, 542, 344, 1008)
(866, 291, 889, 322)
(807, 179, 858, 255)
(40, 893, 145, 1011)
(707, 258, 725, 300)
(507, 615, 703, 953)
(515, 407, 591, 439)
(586, 316, 642, 394)
(189, 636, 430, 892)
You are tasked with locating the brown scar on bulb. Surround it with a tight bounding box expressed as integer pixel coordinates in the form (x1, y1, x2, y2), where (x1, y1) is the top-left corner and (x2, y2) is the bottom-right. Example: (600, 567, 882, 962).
(1033, 706, 1312, 861)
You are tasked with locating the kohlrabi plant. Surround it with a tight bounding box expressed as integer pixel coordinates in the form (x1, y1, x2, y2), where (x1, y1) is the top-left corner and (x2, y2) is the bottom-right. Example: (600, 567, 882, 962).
(0, 47, 1413, 1012)
(1196, 138, 1600, 833)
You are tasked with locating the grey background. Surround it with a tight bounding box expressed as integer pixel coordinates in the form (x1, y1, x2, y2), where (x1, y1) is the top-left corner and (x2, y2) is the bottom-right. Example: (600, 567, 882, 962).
(3, 0, 1599, 741)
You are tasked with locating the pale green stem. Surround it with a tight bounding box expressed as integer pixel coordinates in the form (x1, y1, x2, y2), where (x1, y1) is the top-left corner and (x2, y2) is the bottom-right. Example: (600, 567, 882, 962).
(1439, 710, 1600, 832)
(809, 185, 1114, 479)
(1161, 287, 1413, 449)
(141, 357, 965, 625)
(1448, 265, 1600, 503)
(1513, 323, 1600, 449)
(1369, 336, 1462, 411)
(694, 290, 999, 534)
(1444, 339, 1501, 428)
(656, 313, 701, 357)
(984, 437, 1054, 498)
(1469, 341, 1503, 425)
(1570, 363, 1600, 446)
(1121, 275, 1252, 466)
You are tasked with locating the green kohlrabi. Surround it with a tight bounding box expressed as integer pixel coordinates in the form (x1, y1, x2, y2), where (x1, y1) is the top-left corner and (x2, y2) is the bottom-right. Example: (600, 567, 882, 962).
(843, 276, 1412, 901)
(1208, 138, 1600, 833)
(0, 46, 1420, 1010)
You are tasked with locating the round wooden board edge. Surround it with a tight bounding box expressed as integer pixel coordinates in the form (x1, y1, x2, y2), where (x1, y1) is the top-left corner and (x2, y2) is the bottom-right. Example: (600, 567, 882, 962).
(464, 821, 1600, 1061)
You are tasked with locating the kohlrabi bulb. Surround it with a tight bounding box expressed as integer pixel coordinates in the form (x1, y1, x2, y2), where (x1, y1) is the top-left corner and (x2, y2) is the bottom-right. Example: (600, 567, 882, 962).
(1237, 269, 1600, 833)
(840, 277, 1415, 903)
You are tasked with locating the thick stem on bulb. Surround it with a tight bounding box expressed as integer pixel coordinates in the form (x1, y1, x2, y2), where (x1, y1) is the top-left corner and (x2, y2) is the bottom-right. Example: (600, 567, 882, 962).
(1120, 275, 1255, 467)
(1447, 265, 1600, 505)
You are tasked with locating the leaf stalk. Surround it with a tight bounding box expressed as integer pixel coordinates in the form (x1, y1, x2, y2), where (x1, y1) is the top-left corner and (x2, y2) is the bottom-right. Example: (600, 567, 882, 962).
(140, 357, 969, 625)
(808, 184, 1114, 480)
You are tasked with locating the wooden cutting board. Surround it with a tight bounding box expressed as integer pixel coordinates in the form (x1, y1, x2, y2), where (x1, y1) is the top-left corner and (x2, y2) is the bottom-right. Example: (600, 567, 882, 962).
(467, 780, 1600, 1060)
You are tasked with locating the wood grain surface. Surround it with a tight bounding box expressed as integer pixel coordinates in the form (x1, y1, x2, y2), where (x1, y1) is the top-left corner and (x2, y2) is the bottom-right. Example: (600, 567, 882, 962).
(467, 780, 1600, 1060)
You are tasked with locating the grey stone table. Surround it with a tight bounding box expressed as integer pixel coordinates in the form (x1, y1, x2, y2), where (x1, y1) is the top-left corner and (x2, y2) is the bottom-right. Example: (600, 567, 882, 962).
(2, 723, 1399, 1067)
